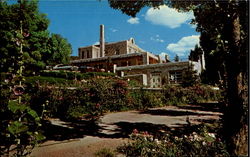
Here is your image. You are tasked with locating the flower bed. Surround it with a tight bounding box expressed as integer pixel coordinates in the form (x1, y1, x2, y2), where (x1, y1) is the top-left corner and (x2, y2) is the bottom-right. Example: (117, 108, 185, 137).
(118, 126, 229, 157)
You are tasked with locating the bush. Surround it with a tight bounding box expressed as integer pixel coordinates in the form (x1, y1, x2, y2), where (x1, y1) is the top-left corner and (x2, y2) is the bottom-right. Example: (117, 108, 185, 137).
(30, 78, 129, 121)
(25, 76, 73, 85)
(117, 126, 229, 157)
(162, 85, 222, 105)
(29, 78, 222, 121)
(39, 70, 115, 80)
(0, 83, 45, 156)
(128, 89, 164, 110)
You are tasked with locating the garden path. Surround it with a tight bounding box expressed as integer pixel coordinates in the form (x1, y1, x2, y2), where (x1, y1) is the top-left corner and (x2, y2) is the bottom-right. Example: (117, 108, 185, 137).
(31, 103, 222, 157)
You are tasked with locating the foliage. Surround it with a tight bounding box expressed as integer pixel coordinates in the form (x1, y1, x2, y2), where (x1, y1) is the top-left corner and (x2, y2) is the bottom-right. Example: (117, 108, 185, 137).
(40, 70, 116, 80)
(0, 0, 50, 73)
(0, 83, 45, 156)
(117, 127, 229, 157)
(0, 1, 72, 74)
(162, 85, 221, 105)
(31, 80, 221, 121)
(25, 76, 73, 85)
(46, 33, 72, 66)
(30, 78, 129, 120)
(128, 89, 164, 110)
(181, 66, 200, 87)
(174, 55, 179, 62)
(108, 1, 248, 155)
(189, 44, 203, 62)
(95, 148, 116, 157)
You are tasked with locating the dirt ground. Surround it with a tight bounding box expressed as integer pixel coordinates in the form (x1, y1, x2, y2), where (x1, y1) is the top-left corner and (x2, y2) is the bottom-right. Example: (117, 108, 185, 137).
(31, 103, 222, 157)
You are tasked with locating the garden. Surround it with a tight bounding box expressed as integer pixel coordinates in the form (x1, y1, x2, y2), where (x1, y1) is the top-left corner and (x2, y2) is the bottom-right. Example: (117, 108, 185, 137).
(1, 70, 226, 156)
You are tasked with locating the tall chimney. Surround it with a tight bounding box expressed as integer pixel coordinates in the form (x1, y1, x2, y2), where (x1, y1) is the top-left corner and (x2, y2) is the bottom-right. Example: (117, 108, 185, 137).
(100, 24, 105, 57)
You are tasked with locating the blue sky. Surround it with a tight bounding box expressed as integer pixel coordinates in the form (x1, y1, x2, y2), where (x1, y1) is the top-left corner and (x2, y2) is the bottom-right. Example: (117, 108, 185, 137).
(38, 0, 200, 61)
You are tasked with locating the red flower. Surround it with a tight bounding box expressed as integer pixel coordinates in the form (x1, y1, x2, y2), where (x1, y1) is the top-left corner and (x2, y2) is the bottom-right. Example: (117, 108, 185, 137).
(133, 129, 138, 134)
(96, 103, 100, 108)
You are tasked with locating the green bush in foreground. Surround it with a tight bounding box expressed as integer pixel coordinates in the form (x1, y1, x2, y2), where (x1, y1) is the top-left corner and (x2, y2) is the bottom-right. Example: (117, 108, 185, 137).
(0, 86, 45, 156)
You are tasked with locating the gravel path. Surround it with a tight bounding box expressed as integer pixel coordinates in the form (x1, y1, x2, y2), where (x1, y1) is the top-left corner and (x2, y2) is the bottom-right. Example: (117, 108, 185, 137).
(31, 104, 222, 157)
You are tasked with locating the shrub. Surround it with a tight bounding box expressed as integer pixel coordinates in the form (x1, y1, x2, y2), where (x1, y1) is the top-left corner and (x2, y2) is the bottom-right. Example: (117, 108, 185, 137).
(0, 84, 45, 156)
(117, 126, 229, 157)
(39, 70, 115, 80)
(95, 148, 115, 157)
(128, 89, 164, 110)
(29, 78, 130, 121)
(162, 85, 222, 105)
(25, 76, 73, 85)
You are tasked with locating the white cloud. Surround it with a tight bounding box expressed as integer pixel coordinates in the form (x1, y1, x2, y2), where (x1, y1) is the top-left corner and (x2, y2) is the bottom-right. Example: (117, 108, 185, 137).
(150, 35, 164, 43)
(127, 17, 140, 24)
(159, 52, 169, 60)
(110, 28, 118, 32)
(145, 5, 194, 28)
(94, 41, 100, 45)
(166, 35, 200, 56)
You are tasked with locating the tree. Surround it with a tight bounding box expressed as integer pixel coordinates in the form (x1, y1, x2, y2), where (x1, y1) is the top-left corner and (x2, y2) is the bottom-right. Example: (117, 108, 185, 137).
(0, 1, 72, 74)
(181, 66, 200, 87)
(189, 44, 202, 62)
(174, 54, 179, 62)
(0, 0, 50, 74)
(0, 1, 47, 155)
(46, 33, 72, 66)
(107, 0, 248, 155)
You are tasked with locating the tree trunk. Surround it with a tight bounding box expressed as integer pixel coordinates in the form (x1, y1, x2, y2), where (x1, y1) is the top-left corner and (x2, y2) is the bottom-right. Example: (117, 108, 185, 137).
(223, 14, 248, 156)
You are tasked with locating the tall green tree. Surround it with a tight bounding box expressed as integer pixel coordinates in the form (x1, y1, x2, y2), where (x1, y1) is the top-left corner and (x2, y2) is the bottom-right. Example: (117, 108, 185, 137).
(189, 44, 202, 62)
(0, 0, 72, 74)
(174, 54, 179, 62)
(108, 0, 248, 155)
(46, 33, 72, 66)
(0, 0, 50, 74)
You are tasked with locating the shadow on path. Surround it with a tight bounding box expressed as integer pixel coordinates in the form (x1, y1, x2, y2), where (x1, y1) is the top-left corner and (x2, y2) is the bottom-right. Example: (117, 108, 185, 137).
(42, 119, 102, 141)
(177, 102, 223, 113)
(41, 103, 222, 142)
(139, 109, 215, 116)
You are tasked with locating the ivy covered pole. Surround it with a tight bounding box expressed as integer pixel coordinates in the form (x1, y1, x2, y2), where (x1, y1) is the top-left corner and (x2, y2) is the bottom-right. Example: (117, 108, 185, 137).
(16, 0, 25, 103)
(18, 20, 23, 104)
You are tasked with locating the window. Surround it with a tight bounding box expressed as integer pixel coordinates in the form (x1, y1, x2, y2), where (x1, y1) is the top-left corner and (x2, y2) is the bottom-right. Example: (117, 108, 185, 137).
(169, 71, 182, 84)
(115, 49, 120, 55)
(86, 50, 89, 58)
(83, 51, 87, 59)
(121, 62, 127, 66)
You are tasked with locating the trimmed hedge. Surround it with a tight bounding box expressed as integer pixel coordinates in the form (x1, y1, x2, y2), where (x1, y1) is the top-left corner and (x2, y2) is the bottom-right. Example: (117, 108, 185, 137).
(39, 70, 115, 80)
(25, 76, 73, 85)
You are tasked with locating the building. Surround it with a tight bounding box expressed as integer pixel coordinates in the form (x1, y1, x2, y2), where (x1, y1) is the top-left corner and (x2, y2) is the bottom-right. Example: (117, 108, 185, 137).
(71, 25, 205, 87)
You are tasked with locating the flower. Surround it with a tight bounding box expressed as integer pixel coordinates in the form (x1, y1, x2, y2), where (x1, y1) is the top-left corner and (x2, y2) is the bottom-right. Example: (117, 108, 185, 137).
(208, 133, 216, 138)
(154, 139, 161, 144)
(133, 129, 139, 134)
(202, 141, 206, 146)
(96, 103, 100, 108)
(143, 131, 149, 136)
